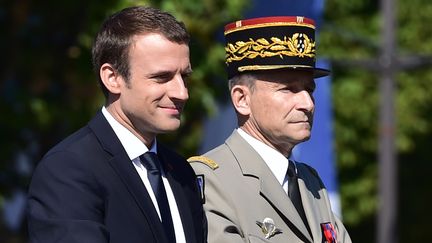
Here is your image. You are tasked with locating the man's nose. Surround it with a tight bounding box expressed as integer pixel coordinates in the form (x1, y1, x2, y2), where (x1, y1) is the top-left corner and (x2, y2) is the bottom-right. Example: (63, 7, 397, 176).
(296, 90, 314, 111)
(169, 75, 189, 101)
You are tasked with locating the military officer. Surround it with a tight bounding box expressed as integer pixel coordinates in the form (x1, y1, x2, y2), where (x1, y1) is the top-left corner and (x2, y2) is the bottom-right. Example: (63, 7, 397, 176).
(189, 16, 352, 243)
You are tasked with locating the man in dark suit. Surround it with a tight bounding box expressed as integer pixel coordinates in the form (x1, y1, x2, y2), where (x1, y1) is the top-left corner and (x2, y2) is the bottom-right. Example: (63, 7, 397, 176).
(27, 6, 206, 243)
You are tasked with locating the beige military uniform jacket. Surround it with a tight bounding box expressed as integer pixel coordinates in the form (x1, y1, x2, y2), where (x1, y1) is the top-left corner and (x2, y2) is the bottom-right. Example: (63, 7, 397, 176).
(189, 130, 351, 243)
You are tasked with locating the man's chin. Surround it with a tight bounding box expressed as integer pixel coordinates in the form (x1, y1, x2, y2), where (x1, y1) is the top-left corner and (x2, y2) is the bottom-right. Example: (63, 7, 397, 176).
(156, 121, 182, 133)
(298, 133, 312, 142)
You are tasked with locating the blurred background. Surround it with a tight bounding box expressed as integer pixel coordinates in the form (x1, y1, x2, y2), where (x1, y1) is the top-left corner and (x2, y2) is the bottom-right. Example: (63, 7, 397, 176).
(1, 0, 432, 242)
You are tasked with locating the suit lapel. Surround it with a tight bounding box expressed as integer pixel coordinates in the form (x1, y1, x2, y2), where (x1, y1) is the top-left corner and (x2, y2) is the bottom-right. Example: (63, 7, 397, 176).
(297, 165, 333, 243)
(158, 147, 197, 243)
(225, 131, 313, 242)
(298, 179, 322, 242)
(88, 111, 168, 243)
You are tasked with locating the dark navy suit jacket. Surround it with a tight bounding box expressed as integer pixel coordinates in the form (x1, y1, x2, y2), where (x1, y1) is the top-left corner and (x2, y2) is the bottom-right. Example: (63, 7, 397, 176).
(27, 111, 207, 243)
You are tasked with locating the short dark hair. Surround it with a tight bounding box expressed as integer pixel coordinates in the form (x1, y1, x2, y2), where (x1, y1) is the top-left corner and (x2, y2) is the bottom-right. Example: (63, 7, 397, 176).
(92, 6, 190, 98)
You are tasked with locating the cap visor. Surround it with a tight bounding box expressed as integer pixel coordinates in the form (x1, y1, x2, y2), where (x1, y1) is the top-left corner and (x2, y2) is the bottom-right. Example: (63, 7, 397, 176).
(313, 68, 331, 78)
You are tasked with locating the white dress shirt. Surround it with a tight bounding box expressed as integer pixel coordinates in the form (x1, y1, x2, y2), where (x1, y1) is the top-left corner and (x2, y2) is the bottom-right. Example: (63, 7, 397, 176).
(237, 128, 291, 193)
(102, 107, 186, 243)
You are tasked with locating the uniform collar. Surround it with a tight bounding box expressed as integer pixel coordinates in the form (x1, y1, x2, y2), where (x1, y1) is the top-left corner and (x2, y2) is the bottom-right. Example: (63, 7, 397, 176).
(236, 128, 288, 186)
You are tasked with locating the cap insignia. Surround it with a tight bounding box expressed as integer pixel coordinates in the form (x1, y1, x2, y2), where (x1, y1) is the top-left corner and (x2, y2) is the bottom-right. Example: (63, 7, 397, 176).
(235, 20, 242, 28)
(296, 16, 304, 23)
(225, 33, 315, 65)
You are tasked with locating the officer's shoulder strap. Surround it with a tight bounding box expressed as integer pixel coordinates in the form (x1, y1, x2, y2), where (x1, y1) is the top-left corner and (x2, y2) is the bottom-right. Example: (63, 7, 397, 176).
(187, 156, 219, 170)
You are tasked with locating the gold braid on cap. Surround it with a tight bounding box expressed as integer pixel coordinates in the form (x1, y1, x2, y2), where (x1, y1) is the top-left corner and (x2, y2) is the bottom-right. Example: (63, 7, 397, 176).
(225, 33, 315, 64)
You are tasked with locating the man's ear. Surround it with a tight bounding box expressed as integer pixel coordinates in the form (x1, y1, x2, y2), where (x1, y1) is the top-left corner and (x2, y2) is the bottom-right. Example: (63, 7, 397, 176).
(100, 63, 122, 94)
(231, 85, 251, 116)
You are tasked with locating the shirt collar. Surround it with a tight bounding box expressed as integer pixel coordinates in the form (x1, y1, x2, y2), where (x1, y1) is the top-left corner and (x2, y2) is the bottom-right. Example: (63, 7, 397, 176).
(102, 106, 157, 160)
(237, 128, 288, 186)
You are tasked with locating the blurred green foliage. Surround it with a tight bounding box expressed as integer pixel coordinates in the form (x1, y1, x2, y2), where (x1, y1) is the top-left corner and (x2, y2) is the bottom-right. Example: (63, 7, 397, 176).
(321, 0, 432, 242)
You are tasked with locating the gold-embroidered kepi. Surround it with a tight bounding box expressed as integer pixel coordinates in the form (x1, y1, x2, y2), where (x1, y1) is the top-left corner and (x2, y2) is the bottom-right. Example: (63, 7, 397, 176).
(224, 16, 330, 79)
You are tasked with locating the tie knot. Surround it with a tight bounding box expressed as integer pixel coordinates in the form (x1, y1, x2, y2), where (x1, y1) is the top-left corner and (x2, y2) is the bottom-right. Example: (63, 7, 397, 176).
(141, 152, 162, 173)
(287, 160, 297, 178)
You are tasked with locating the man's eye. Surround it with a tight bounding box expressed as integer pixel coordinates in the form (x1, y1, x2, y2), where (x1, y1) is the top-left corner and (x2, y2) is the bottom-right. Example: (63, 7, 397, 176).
(153, 75, 172, 82)
(181, 72, 192, 80)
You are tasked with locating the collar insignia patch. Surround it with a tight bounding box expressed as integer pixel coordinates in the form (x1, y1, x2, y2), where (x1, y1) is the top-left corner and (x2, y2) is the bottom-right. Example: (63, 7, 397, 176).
(196, 175, 205, 204)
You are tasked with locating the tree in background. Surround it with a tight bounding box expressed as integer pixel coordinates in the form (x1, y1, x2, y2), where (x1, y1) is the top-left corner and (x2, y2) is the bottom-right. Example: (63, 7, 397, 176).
(320, 0, 432, 242)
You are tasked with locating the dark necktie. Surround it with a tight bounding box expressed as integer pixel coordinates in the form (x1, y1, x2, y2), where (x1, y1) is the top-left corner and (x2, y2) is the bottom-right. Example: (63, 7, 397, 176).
(140, 152, 176, 242)
(287, 160, 311, 236)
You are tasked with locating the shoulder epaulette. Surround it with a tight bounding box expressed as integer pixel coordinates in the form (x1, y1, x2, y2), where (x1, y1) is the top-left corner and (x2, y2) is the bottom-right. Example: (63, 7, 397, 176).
(187, 156, 219, 170)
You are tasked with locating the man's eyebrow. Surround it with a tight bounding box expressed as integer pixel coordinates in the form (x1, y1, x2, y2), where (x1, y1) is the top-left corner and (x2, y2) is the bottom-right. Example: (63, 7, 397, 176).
(147, 68, 193, 79)
(182, 67, 193, 75)
(148, 70, 176, 78)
